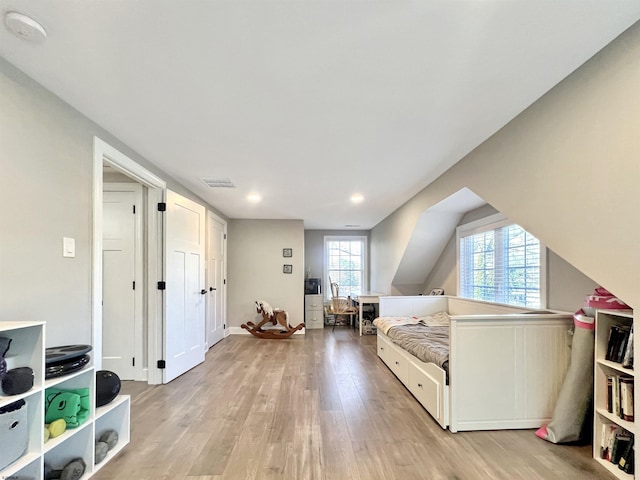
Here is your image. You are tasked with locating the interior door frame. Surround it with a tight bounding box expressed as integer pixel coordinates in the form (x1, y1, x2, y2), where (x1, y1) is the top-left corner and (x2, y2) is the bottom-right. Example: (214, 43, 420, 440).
(206, 210, 228, 348)
(102, 183, 144, 380)
(93, 136, 166, 385)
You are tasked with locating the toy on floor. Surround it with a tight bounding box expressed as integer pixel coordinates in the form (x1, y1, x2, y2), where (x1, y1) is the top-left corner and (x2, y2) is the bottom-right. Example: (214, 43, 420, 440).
(95, 429, 119, 464)
(45, 457, 86, 480)
(241, 301, 304, 339)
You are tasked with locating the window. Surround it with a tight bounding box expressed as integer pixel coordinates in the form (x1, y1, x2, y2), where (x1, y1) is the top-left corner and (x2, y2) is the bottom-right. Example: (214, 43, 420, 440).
(324, 236, 367, 299)
(457, 214, 546, 308)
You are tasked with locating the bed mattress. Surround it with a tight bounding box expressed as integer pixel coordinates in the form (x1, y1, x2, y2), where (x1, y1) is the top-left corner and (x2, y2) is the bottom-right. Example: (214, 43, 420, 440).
(382, 323, 450, 380)
(373, 313, 451, 380)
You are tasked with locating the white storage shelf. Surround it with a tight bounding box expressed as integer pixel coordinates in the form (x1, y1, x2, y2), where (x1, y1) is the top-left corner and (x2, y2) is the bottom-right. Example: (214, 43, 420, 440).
(305, 294, 324, 330)
(593, 309, 635, 479)
(0, 321, 130, 480)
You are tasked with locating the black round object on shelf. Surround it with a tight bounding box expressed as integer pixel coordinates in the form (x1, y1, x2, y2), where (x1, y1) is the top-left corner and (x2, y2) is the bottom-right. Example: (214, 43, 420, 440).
(1, 367, 34, 395)
(45, 354, 91, 379)
(45, 345, 92, 365)
(95, 370, 121, 407)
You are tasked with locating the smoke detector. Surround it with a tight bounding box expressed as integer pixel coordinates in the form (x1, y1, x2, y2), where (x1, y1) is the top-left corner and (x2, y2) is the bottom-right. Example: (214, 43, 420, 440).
(5, 12, 47, 43)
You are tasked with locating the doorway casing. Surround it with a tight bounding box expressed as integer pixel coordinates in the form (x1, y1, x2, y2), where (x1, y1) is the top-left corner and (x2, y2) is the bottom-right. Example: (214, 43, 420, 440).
(92, 136, 166, 385)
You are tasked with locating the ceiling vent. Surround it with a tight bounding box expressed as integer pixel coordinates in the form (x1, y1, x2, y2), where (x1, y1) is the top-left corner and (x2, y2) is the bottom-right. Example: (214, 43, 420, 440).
(201, 177, 235, 188)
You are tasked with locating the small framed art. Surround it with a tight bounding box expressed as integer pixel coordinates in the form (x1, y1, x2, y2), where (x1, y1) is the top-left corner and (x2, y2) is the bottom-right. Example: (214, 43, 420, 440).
(283, 264, 292, 274)
(283, 248, 292, 258)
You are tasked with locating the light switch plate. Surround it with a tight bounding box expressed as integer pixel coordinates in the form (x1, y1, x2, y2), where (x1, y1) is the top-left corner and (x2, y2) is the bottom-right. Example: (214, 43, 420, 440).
(63, 237, 75, 258)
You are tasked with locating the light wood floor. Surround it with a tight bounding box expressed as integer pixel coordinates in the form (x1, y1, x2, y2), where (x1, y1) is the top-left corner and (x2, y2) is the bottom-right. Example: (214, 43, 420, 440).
(92, 328, 610, 480)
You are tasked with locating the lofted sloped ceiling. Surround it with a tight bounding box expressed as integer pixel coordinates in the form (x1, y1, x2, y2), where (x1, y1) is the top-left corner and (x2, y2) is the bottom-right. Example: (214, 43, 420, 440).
(1, 2, 639, 229)
(392, 188, 485, 292)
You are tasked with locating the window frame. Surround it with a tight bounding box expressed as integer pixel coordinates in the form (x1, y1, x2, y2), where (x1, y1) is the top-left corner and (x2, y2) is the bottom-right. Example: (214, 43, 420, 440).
(323, 235, 368, 300)
(456, 213, 547, 308)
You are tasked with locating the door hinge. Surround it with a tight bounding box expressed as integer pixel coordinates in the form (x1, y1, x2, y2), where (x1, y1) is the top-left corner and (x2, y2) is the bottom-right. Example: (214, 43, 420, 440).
(157, 360, 166, 369)
(157, 281, 166, 290)
(224, 279, 226, 285)
(132, 357, 135, 367)
(158, 202, 166, 212)
(133, 204, 136, 214)
(224, 323, 226, 329)
(224, 233, 227, 240)
(132, 281, 135, 290)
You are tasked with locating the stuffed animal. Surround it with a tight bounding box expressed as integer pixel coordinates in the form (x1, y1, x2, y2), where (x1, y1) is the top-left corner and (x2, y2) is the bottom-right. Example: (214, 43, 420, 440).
(45, 388, 90, 427)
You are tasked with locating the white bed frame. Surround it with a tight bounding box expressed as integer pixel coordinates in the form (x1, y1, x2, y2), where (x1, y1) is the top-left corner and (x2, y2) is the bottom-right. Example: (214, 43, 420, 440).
(377, 295, 573, 432)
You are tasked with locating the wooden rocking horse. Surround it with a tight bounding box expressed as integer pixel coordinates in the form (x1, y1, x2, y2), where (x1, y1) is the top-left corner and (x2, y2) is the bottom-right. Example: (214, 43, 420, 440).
(241, 301, 305, 339)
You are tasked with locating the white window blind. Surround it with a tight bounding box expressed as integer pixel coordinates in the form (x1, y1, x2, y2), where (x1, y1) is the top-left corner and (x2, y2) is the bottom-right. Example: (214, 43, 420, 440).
(458, 214, 545, 308)
(324, 236, 367, 299)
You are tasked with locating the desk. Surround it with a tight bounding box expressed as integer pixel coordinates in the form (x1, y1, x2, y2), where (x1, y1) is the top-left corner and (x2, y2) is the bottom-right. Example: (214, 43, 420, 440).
(354, 292, 385, 336)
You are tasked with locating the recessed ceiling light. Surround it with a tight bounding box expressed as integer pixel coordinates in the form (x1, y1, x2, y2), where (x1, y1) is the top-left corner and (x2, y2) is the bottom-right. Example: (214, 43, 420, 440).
(344, 224, 361, 228)
(351, 193, 364, 203)
(247, 193, 262, 203)
(5, 12, 47, 43)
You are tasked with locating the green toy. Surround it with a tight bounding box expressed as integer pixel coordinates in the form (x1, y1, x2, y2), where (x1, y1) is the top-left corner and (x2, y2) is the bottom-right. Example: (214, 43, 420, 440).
(44, 388, 90, 428)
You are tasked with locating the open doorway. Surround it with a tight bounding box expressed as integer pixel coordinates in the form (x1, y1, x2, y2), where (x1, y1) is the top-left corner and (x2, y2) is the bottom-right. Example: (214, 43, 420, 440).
(92, 137, 166, 385)
(102, 179, 144, 380)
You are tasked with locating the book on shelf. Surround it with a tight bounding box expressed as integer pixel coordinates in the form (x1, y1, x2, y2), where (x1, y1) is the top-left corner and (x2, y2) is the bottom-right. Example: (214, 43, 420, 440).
(618, 437, 635, 474)
(600, 424, 634, 467)
(601, 424, 623, 461)
(622, 326, 634, 369)
(621, 377, 634, 422)
(606, 324, 633, 368)
(606, 374, 634, 421)
(612, 434, 633, 465)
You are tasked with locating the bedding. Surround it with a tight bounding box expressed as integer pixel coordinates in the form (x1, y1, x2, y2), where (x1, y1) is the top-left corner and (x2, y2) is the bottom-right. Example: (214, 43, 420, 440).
(373, 311, 450, 377)
(373, 311, 450, 335)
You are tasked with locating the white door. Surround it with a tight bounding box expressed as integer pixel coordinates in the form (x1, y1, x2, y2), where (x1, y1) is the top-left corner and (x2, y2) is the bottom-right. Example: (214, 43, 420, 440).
(164, 189, 206, 383)
(206, 212, 226, 348)
(102, 185, 143, 380)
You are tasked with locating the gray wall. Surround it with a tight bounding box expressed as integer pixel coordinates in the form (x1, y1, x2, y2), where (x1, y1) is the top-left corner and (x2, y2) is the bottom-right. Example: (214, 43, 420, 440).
(0, 56, 224, 347)
(228, 219, 305, 329)
(423, 207, 599, 311)
(304, 229, 370, 296)
(371, 20, 640, 311)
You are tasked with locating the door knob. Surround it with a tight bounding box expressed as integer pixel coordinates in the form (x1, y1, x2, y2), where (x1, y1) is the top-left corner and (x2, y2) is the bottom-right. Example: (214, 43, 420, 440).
(210, 287, 216, 291)
(200, 289, 207, 295)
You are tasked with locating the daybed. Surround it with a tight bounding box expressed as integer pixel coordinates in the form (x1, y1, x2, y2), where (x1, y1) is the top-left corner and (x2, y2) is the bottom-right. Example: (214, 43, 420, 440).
(374, 295, 573, 432)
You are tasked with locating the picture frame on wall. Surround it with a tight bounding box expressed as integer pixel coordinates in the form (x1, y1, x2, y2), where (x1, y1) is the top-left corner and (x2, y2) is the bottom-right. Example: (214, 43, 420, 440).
(283, 264, 293, 274)
(283, 248, 292, 257)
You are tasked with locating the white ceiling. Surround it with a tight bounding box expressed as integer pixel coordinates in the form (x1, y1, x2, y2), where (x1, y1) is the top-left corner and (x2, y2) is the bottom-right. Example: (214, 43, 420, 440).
(2, 2, 639, 229)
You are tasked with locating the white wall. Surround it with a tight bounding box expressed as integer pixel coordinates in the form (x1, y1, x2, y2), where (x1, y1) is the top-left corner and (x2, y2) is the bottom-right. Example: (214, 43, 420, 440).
(371, 20, 640, 310)
(228, 220, 305, 329)
(0, 56, 224, 347)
